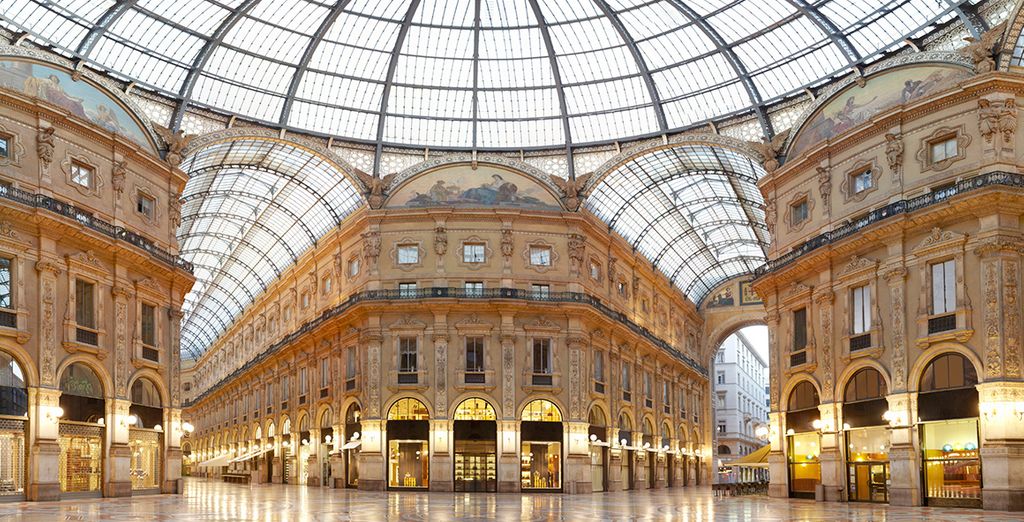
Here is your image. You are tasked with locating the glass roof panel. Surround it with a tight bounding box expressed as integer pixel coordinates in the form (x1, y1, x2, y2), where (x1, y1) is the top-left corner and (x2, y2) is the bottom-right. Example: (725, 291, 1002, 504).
(176, 139, 363, 358)
(0, 0, 978, 150)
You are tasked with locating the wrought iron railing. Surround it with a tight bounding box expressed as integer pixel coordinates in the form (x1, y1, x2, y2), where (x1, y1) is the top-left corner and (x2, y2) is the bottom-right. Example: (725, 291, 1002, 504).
(754, 171, 1024, 277)
(186, 286, 708, 406)
(0, 185, 192, 273)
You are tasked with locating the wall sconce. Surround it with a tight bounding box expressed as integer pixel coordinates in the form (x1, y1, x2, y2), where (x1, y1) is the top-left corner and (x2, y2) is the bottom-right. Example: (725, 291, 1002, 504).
(154, 424, 163, 432)
(589, 434, 597, 443)
(619, 438, 628, 448)
(121, 414, 138, 428)
(811, 419, 822, 430)
(351, 432, 361, 441)
(301, 439, 309, 447)
(45, 406, 64, 422)
(754, 426, 769, 440)
(283, 440, 291, 448)
(182, 421, 195, 434)
(324, 434, 333, 445)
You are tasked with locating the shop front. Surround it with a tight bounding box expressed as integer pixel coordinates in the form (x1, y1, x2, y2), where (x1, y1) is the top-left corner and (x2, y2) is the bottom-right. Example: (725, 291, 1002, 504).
(318, 409, 333, 487)
(641, 419, 655, 488)
(618, 414, 634, 490)
(453, 398, 497, 492)
(386, 398, 429, 489)
(129, 378, 164, 494)
(343, 404, 361, 488)
(519, 400, 562, 491)
(0, 352, 27, 498)
(786, 381, 821, 499)
(842, 368, 890, 503)
(661, 423, 673, 487)
(918, 353, 981, 508)
(58, 363, 106, 497)
(588, 407, 608, 492)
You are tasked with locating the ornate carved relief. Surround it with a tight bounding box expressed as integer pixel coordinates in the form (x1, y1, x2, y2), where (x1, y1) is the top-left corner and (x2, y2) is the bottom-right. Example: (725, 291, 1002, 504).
(501, 335, 515, 418)
(500, 228, 514, 259)
(361, 231, 380, 268)
(568, 344, 581, 420)
(153, 124, 196, 168)
(169, 197, 182, 229)
(434, 336, 448, 417)
(367, 340, 380, 418)
(958, 21, 1007, 73)
(1005, 259, 1021, 378)
(841, 255, 878, 277)
(111, 159, 127, 196)
(814, 290, 834, 402)
(352, 170, 396, 210)
(746, 129, 790, 173)
(984, 260, 1002, 378)
(0, 221, 18, 240)
(433, 226, 447, 256)
(978, 97, 1016, 158)
(816, 166, 831, 209)
(36, 260, 60, 387)
(550, 173, 592, 211)
(567, 233, 585, 277)
(884, 132, 904, 184)
(36, 126, 54, 170)
(112, 286, 131, 398)
(883, 267, 908, 390)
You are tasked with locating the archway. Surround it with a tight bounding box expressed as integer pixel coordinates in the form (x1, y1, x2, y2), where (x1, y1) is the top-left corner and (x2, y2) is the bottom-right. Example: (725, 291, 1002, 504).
(386, 398, 430, 489)
(520, 399, 562, 491)
(588, 405, 609, 492)
(842, 367, 890, 503)
(317, 407, 333, 487)
(58, 362, 106, 496)
(128, 377, 164, 493)
(710, 322, 769, 484)
(785, 380, 821, 499)
(452, 397, 497, 492)
(342, 403, 361, 488)
(0, 351, 26, 498)
(618, 412, 635, 490)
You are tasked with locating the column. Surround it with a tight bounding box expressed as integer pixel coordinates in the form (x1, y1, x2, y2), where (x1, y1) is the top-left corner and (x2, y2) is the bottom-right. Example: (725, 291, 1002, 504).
(432, 330, 452, 491)
(767, 411, 788, 498)
(358, 329, 385, 491)
(27, 387, 61, 500)
(164, 408, 183, 493)
(105, 398, 132, 497)
(307, 427, 320, 486)
(816, 403, 842, 501)
(564, 335, 590, 493)
(498, 331, 518, 492)
(978, 382, 1024, 511)
(886, 392, 921, 506)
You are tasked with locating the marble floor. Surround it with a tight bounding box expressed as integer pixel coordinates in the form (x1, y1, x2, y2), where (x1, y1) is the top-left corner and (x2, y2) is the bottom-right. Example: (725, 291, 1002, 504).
(0, 479, 1021, 521)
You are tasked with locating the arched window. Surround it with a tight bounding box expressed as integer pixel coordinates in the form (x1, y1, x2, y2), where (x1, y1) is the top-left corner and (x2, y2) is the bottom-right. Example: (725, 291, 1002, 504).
(788, 381, 819, 411)
(388, 398, 429, 420)
(453, 398, 496, 421)
(131, 378, 162, 408)
(921, 353, 978, 392)
(0, 351, 26, 416)
(319, 408, 333, 429)
(718, 444, 731, 455)
(345, 404, 361, 424)
(642, 418, 654, 436)
(521, 400, 561, 422)
(844, 368, 887, 402)
(618, 413, 632, 431)
(59, 363, 104, 423)
(588, 406, 607, 427)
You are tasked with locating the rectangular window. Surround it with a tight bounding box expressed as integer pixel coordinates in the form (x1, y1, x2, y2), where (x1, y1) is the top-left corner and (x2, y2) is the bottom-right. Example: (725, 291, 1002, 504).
(299, 367, 308, 395)
(0, 136, 8, 158)
(283, 306, 292, 322)
(0, 257, 12, 309)
(790, 199, 809, 226)
(399, 337, 417, 373)
(529, 246, 551, 266)
(930, 137, 957, 163)
(531, 284, 549, 298)
(931, 260, 956, 314)
(464, 281, 484, 297)
(75, 279, 95, 329)
(663, 382, 671, 409)
(622, 362, 632, 401)
(590, 262, 600, 280)
(136, 192, 155, 219)
(851, 169, 872, 194)
(792, 308, 807, 350)
(593, 351, 604, 382)
(463, 243, 485, 263)
(397, 245, 419, 264)
(322, 276, 332, 294)
(717, 372, 725, 385)
(141, 303, 156, 346)
(718, 423, 726, 435)
(348, 258, 360, 277)
(346, 346, 357, 379)
(301, 292, 310, 309)
(320, 358, 329, 389)
(70, 161, 94, 188)
(852, 285, 871, 334)
(617, 281, 627, 296)
(532, 339, 551, 374)
(679, 390, 686, 417)
(643, 372, 652, 399)
(398, 282, 417, 298)
(281, 375, 289, 406)
(465, 337, 484, 373)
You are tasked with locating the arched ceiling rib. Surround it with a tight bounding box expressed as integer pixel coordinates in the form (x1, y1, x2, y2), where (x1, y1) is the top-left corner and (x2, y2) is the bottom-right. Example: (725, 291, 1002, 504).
(0, 0, 985, 150)
(177, 139, 363, 359)
(585, 144, 768, 305)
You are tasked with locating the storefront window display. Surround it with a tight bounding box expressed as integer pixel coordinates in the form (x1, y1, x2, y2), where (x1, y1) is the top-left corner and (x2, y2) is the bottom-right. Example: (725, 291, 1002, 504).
(787, 431, 820, 498)
(921, 419, 981, 505)
(845, 426, 889, 503)
(453, 398, 497, 492)
(387, 398, 429, 489)
(129, 429, 161, 491)
(520, 399, 562, 491)
(58, 363, 105, 496)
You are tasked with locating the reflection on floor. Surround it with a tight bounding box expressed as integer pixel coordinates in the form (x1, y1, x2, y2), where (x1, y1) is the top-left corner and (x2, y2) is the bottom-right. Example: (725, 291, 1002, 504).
(0, 478, 1020, 521)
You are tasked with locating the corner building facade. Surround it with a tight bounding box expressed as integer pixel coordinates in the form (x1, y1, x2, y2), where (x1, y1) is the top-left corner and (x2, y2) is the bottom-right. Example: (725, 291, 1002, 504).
(755, 61, 1024, 510)
(184, 161, 712, 494)
(0, 56, 193, 500)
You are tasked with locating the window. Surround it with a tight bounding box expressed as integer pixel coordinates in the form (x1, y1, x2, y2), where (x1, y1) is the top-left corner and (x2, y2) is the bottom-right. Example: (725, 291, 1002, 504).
(299, 367, 308, 396)
(718, 423, 726, 434)
(0, 136, 8, 158)
(717, 372, 724, 385)
(851, 169, 872, 194)
(663, 382, 671, 413)
(283, 306, 292, 322)
(141, 303, 156, 346)
(529, 246, 551, 266)
(851, 285, 871, 334)
(463, 243, 485, 263)
(301, 292, 310, 309)
(75, 279, 95, 329)
(320, 358, 330, 389)
(397, 245, 419, 264)
(679, 389, 686, 417)
(792, 308, 807, 350)
(593, 351, 604, 382)
(617, 281, 626, 296)
(398, 282, 417, 298)
(532, 339, 551, 374)
(136, 192, 155, 219)
(531, 284, 549, 298)
(643, 371, 652, 399)
(348, 258, 360, 277)
(0, 257, 12, 309)
(399, 337, 417, 373)
(184, 382, 192, 392)
(465, 337, 484, 373)
(464, 281, 484, 297)
(790, 199, 809, 226)
(345, 347, 357, 388)
(930, 136, 957, 163)
(70, 161, 94, 188)
(931, 260, 956, 314)
(280, 375, 289, 406)
(621, 362, 632, 401)
(322, 276, 332, 294)
(590, 261, 600, 280)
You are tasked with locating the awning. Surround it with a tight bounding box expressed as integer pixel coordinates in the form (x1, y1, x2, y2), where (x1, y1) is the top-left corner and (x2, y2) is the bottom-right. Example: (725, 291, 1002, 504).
(198, 454, 231, 468)
(230, 447, 271, 463)
(727, 444, 770, 468)
(341, 440, 362, 450)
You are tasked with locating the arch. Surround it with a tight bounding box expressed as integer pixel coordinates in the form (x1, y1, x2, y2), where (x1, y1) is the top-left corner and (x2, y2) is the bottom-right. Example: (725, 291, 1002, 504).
(317, 405, 334, 429)
(617, 410, 634, 431)
(449, 391, 502, 420)
(0, 341, 38, 388)
(678, 425, 688, 446)
(281, 416, 292, 435)
(918, 351, 979, 392)
(786, 380, 821, 412)
(453, 397, 497, 421)
(691, 428, 702, 450)
(344, 401, 362, 425)
(389, 158, 564, 205)
(588, 404, 608, 427)
(703, 309, 768, 363)
(297, 412, 310, 433)
(641, 416, 656, 436)
(836, 359, 892, 400)
(56, 356, 111, 399)
(842, 367, 889, 403)
(661, 421, 673, 440)
(520, 399, 562, 422)
(718, 444, 732, 455)
(0, 348, 28, 417)
(908, 343, 984, 393)
(780, 374, 822, 412)
(387, 397, 430, 421)
(265, 419, 276, 438)
(128, 374, 164, 408)
(518, 394, 567, 422)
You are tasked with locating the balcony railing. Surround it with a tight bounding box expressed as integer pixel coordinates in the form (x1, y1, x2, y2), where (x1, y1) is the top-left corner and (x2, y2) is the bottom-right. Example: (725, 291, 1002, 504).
(464, 372, 485, 384)
(142, 346, 159, 362)
(76, 327, 98, 346)
(790, 351, 807, 367)
(849, 334, 871, 352)
(754, 171, 1024, 279)
(0, 185, 192, 273)
(186, 286, 708, 406)
(0, 310, 15, 328)
(928, 314, 957, 334)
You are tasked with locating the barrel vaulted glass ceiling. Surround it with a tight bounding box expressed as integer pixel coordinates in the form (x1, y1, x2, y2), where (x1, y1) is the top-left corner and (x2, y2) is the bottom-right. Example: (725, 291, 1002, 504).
(177, 140, 362, 359)
(0, 0, 992, 150)
(586, 145, 767, 302)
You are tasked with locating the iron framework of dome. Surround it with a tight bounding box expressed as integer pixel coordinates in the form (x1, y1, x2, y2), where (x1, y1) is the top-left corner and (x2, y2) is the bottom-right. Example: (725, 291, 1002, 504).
(0, 0, 996, 156)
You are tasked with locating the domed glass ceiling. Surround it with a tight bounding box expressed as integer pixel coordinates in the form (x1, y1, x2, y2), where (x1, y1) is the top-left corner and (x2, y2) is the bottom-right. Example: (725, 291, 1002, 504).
(1, 0, 981, 150)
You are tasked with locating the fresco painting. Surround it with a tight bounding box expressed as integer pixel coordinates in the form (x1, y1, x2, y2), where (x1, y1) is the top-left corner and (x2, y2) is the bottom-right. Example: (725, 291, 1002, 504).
(387, 165, 561, 210)
(0, 59, 153, 151)
(789, 65, 970, 158)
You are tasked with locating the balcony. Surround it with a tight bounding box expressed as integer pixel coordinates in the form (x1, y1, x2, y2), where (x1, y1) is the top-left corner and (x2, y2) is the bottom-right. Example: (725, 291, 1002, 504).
(928, 314, 956, 334)
(790, 351, 807, 367)
(849, 334, 871, 352)
(142, 346, 159, 362)
(76, 327, 98, 346)
(531, 374, 552, 386)
(398, 372, 418, 384)
(464, 372, 485, 384)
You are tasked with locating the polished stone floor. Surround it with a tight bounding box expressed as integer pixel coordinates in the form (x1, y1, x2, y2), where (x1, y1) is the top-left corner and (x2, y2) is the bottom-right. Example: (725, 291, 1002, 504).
(0, 479, 1021, 521)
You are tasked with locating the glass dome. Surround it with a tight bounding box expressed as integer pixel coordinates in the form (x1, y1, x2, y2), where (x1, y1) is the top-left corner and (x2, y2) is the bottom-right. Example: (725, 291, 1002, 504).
(0, 0, 984, 150)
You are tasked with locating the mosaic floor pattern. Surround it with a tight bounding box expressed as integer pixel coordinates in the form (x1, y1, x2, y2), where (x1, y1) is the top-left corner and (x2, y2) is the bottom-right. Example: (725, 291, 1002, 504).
(0, 479, 1021, 521)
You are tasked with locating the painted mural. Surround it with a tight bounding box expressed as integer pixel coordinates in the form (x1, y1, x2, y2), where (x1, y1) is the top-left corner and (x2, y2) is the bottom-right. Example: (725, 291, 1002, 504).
(789, 65, 970, 158)
(0, 59, 153, 151)
(387, 165, 561, 210)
